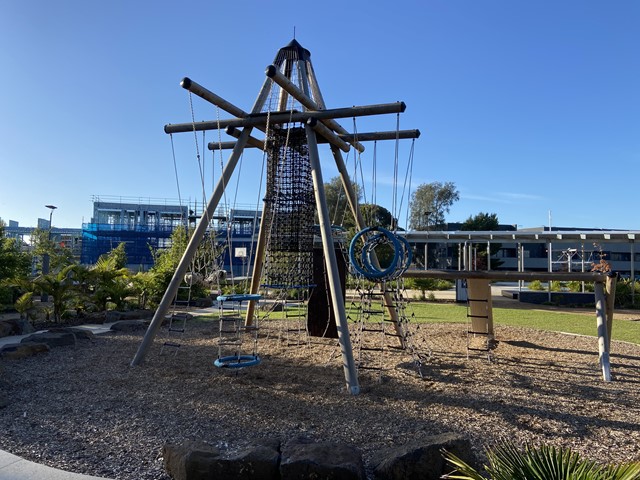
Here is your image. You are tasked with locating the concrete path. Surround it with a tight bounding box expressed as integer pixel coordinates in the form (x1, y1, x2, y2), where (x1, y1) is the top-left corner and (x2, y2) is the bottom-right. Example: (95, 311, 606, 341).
(0, 450, 112, 480)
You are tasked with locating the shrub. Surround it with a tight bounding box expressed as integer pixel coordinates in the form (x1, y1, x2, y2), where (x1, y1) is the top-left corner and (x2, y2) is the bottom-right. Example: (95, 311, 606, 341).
(614, 277, 640, 309)
(528, 280, 544, 291)
(443, 442, 640, 480)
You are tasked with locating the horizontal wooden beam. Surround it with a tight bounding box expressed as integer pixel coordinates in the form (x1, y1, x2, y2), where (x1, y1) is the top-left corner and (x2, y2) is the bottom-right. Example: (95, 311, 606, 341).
(403, 269, 609, 283)
(164, 102, 406, 134)
(207, 128, 421, 150)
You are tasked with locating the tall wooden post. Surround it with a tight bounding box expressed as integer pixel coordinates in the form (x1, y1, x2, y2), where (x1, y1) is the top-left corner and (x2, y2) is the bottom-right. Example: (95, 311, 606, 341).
(605, 273, 617, 352)
(306, 122, 360, 395)
(594, 281, 611, 381)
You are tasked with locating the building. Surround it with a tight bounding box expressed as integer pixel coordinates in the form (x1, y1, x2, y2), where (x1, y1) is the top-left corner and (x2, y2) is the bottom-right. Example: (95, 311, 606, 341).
(80, 196, 261, 274)
(402, 227, 640, 279)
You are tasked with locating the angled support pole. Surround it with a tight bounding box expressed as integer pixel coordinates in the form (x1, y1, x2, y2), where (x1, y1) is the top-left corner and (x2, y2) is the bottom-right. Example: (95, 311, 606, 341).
(131, 76, 273, 366)
(306, 121, 360, 395)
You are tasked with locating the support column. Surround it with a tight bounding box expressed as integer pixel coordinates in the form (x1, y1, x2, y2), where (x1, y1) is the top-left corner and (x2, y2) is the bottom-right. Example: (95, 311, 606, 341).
(306, 123, 360, 395)
(594, 281, 611, 381)
(605, 273, 617, 352)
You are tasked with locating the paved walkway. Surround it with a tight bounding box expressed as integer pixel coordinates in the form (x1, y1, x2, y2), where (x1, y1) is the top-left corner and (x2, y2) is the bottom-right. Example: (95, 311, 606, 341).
(0, 450, 112, 480)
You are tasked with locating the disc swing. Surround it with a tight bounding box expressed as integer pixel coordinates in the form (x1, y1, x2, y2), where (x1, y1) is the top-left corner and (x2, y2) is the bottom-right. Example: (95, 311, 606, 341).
(209, 101, 265, 370)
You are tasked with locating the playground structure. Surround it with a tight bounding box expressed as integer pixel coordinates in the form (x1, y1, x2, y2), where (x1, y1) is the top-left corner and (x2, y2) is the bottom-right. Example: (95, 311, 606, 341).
(403, 269, 617, 381)
(131, 39, 420, 395)
(130, 39, 621, 391)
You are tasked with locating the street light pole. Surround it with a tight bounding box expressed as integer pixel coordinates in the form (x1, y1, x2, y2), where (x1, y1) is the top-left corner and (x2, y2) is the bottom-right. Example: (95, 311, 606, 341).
(41, 204, 57, 303)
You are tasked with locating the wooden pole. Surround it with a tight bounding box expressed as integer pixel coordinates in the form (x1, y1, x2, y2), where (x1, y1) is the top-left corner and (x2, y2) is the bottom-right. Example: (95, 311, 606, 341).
(164, 102, 406, 134)
(181, 77, 249, 118)
(594, 281, 612, 381)
(306, 124, 360, 395)
(403, 268, 609, 282)
(466, 278, 494, 337)
(131, 75, 273, 366)
(132, 128, 255, 366)
(605, 273, 617, 352)
(208, 129, 420, 150)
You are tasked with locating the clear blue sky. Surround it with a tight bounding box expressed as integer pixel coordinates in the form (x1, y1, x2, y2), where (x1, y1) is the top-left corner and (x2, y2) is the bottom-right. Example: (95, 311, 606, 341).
(1, 0, 638, 231)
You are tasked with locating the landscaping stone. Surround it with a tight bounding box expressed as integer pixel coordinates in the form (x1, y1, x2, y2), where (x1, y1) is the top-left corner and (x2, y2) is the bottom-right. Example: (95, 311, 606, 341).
(49, 327, 96, 341)
(0, 342, 50, 360)
(0, 318, 35, 337)
(372, 432, 476, 480)
(120, 309, 154, 320)
(20, 331, 76, 348)
(163, 439, 280, 480)
(280, 437, 365, 480)
(110, 320, 148, 332)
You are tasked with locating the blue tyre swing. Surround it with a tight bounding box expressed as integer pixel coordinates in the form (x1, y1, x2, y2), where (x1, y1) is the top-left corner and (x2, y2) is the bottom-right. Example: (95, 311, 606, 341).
(349, 226, 412, 281)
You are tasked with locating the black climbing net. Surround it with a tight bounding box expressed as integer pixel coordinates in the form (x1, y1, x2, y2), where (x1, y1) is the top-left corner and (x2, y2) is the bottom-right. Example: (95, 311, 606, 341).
(262, 125, 315, 289)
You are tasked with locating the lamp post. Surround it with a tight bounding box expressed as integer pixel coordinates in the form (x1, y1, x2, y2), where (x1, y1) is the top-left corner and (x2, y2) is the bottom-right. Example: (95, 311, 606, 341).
(41, 204, 57, 303)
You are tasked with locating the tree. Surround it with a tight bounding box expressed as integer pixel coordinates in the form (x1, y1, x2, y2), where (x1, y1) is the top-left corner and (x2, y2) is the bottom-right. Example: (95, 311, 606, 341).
(32, 265, 77, 322)
(30, 227, 74, 273)
(97, 242, 127, 269)
(360, 203, 394, 229)
(0, 220, 32, 305)
(323, 176, 361, 229)
(409, 181, 459, 230)
(460, 212, 503, 270)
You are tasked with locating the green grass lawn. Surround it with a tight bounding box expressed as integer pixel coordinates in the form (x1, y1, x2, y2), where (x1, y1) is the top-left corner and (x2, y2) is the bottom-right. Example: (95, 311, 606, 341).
(199, 300, 640, 345)
(407, 302, 640, 345)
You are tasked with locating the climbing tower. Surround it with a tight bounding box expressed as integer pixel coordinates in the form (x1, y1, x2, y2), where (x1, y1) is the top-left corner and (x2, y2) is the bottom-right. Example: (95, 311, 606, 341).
(131, 39, 419, 395)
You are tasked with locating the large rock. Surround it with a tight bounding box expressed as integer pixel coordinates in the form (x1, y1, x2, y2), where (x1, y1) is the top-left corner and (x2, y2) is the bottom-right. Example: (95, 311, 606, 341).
(110, 320, 148, 332)
(20, 331, 76, 348)
(49, 327, 96, 342)
(373, 433, 476, 480)
(0, 342, 50, 360)
(0, 321, 12, 337)
(0, 318, 35, 337)
(163, 439, 280, 480)
(280, 438, 365, 480)
(120, 309, 154, 320)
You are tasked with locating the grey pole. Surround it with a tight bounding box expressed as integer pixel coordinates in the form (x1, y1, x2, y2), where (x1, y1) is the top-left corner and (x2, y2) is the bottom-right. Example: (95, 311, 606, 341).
(131, 76, 273, 366)
(305, 121, 360, 395)
(131, 129, 254, 366)
(594, 281, 611, 381)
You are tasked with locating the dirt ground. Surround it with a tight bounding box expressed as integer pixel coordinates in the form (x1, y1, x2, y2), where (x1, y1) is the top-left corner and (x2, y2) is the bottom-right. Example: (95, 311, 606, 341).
(1, 304, 639, 479)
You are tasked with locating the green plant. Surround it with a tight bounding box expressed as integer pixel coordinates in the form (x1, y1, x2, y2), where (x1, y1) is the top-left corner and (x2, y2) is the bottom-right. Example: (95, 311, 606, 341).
(32, 266, 78, 322)
(614, 277, 640, 308)
(567, 281, 583, 293)
(443, 442, 640, 480)
(528, 280, 544, 291)
(550, 280, 563, 292)
(14, 292, 37, 320)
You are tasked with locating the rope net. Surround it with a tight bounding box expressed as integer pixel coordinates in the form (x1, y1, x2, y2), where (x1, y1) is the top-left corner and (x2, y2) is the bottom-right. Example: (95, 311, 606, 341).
(261, 126, 315, 289)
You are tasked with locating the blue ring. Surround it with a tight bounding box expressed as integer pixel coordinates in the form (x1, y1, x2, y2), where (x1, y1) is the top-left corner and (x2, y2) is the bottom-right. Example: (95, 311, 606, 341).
(349, 227, 401, 279)
(214, 354, 261, 368)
